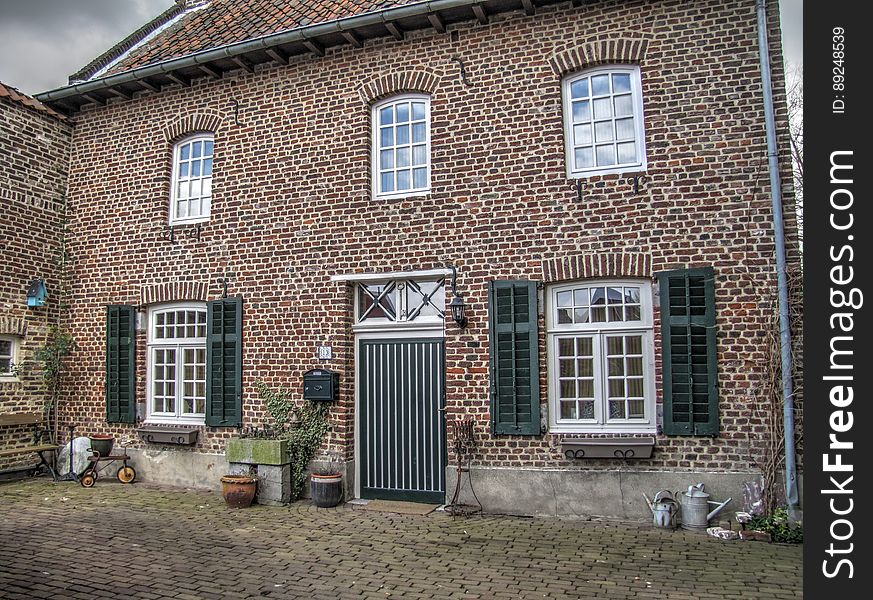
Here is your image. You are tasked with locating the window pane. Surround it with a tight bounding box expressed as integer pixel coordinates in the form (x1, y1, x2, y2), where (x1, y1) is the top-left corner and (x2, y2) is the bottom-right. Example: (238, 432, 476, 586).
(590, 288, 606, 305)
(180, 144, 190, 160)
(596, 145, 615, 166)
(559, 359, 574, 377)
(177, 200, 188, 218)
(573, 289, 589, 305)
(0, 341, 12, 355)
(380, 106, 393, 125)
(574, 147, 594, 170)
(380, 149, 394, 169)
(572, 100, 591, 122)
(607, 336, 623, 355)
(558, 338, 574, 356)
(625, 335, 643, 355)
(591, 74, 610, 95)
(412, 123, 426, 143)
(190, 180, 202, 198)
(607, 287, 623, 304)
(626, 356, 643, 376)
(561, 401, 577, 419)
(396, 124, 410, 145)
(204, 140, 214, 156)
(627, 399, 645, 418)
(609, 400, 626, 419)
(593, 97, 612, 119)
(615, 118, 636, 141)
(614, 94, 633, 117)
(594, 121, 614, 143)
(617, 142, 637, 164)
(557, 308, 572, 324)
(577, 358, 593, 377)
(178, 182, 189, 199)
(624, 287, 641, 303)
(573, 124, 592, 145)
(570, 78, 590, 99)
(412, 144, 427, 166)
(591, 307, 606, 322)
(560, 380, 575, 399)
(413, 168, 427, 189)
(579, 400, 595, 419)
(192, 141, 202, 158)
(556, 290, 572, 307)
(612, 73, 632, 93)
(412, 102, 426, 120)
(625, 306, 641, 321)
(180, 162, 189, 177)
(574, 307, 589, 323)
(380, 127, 393, 147)
(396, 103, 410, 122)
(380, 172, 394, 193)
(203, 179, 212, 198)
(576, 337, 592, 356)
(397, 147, 410, 167)
(578, 379, 594, 398)
(203, 158, 213, 176)
(397, 169, 411, 190)
(608, 307, 623, 321)
(608, 358, 624, 376)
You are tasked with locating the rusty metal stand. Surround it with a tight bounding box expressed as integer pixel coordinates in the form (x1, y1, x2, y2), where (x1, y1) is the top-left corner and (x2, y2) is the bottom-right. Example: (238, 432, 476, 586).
(445, 416, 481, 517)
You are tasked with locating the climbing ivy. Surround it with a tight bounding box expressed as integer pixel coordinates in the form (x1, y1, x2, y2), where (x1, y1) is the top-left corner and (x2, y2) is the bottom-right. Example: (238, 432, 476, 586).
(33, 325, 76, 444)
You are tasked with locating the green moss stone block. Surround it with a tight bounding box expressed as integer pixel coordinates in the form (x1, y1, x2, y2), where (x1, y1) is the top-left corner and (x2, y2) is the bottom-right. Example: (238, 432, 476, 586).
(226, 438, 289, 466)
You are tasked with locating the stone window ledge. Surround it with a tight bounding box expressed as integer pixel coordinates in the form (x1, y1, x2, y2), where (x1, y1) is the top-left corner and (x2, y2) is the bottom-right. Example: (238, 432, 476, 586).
(136, 425, 199, 445)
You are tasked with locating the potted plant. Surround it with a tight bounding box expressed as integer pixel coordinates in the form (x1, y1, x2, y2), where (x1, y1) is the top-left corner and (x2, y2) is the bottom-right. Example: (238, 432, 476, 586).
(310, 453, 344, 508)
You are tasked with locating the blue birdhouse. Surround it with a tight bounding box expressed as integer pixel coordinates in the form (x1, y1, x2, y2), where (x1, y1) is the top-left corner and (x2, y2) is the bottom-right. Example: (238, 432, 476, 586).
(26, 278, 48, 308)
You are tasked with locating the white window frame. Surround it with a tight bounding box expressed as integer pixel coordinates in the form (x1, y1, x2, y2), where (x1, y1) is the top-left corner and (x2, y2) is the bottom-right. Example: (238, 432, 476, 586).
(547, 279, 656, 433)
(562, 65, 647, 178)
(371, 94, 431, 200)
(146, 302, 207, 425)
(0, 335, 19, 381)
(169, 133, 213, 225)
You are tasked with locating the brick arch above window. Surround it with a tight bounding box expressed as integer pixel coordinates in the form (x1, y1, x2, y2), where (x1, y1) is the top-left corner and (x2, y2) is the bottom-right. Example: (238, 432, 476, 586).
(140, 281, 209, 306)
(0, 315, 27, 337)
(357, 69, 441, 105)
(161, 112, 224, 143)
(542, 253, 652, 283)
(548, 38, 651, 77)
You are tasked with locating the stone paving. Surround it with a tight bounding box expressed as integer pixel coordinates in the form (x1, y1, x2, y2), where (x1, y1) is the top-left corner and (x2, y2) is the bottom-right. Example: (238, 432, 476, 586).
(0, 479, 802, 599)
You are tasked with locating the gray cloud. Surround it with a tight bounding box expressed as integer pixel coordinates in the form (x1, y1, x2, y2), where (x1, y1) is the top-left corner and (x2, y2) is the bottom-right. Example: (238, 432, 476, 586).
(0, 0, 170, 95)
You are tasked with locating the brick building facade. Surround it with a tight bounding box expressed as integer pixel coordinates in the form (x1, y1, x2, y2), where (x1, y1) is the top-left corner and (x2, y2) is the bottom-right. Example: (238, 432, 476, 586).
(23, 0, 800, 517)
(0, 83, 72, 471)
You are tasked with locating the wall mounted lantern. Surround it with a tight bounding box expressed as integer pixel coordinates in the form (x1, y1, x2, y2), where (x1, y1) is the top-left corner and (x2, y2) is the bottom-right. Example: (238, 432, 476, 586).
(26, 278, 48, 308)
(448, 265, 468, 329)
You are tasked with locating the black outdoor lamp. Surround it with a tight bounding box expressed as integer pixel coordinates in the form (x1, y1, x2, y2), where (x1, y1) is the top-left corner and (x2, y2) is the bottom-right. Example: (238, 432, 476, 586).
(448, 265, 468, 329)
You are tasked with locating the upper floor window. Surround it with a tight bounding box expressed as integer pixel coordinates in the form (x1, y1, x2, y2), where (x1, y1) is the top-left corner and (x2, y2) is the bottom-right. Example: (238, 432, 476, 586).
(0, 335, 19, 379)
(372, 95, 430, 199)
(171, 134, 213, 224)
(563, 66, 646, 178)
(547, 280, 655, 433)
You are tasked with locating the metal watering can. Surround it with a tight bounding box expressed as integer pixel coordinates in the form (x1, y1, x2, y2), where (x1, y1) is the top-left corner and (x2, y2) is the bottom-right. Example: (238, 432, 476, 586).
(643, 490, 680, 529)
(679, 483, 732, 530)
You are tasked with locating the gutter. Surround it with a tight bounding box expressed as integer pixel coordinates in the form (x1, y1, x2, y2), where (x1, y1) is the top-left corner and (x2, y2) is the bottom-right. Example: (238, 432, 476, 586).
(755, 0, 799, 515)
(35, 0, 482, 104)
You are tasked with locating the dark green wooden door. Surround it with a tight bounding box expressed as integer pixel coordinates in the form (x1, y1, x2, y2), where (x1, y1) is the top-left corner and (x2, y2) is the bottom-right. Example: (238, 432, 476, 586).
(359, 338, 446, 503)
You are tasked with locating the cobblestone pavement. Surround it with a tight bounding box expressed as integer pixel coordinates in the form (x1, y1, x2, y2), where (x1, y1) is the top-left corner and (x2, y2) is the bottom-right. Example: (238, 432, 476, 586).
(0, 479, 801, 599)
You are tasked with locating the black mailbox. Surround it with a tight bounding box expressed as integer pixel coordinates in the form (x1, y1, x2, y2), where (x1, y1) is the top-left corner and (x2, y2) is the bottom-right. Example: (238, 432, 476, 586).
(303, 369, 339, 402)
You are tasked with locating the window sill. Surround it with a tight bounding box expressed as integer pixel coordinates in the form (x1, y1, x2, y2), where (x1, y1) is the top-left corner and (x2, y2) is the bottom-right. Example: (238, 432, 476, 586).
(373, 190, 431, 201)
(561, 436, 655, 459)
(136, 424, 200, 445)
(567, 166, 647, 179)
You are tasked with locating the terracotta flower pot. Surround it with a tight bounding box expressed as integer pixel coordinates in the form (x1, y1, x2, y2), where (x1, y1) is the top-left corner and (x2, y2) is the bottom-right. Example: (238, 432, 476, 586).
(310, 473, 343, 508)
(221, 475, 257, 508)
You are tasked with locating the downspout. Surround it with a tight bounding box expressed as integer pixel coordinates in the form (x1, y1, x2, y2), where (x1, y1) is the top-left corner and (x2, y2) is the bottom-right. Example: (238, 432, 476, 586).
(755, 0, 799, 514)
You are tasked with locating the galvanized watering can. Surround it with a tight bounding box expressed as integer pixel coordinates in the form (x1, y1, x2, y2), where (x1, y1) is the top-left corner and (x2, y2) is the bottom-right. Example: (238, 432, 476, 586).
(678, 483, 732, 531)
(643, 490, 680, 529)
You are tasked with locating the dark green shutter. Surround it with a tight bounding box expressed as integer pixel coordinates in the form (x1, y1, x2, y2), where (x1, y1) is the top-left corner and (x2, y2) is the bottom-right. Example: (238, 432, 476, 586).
(106, 305, 136, 423)
(206, 297, 243, 427)
(489, 280, 541, 435)
(659, 268, 718, 436)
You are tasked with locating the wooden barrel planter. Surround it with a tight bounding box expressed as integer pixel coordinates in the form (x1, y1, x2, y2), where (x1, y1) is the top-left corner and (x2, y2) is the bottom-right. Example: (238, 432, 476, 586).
(310, 474, 343, 508)
(220, 475, 257, 508)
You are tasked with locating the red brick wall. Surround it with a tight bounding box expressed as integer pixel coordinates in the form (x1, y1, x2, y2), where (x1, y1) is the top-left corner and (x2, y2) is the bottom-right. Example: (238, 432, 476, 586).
(0, 95, 71, 469)
(58, 0, 801, 475)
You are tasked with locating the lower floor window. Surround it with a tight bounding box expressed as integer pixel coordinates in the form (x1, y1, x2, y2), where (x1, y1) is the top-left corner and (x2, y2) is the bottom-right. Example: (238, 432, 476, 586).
(0, 336, 19, 378)
(548, 280, 655, 433)
(148, 305, 206, 422)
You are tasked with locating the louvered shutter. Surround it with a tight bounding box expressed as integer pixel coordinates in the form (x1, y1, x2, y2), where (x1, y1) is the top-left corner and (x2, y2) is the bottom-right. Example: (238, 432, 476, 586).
(106, 305, 136, 423)
(658, 268, 718, 436)
(206, 297, 243, 427)
(489, 280, 541, 435)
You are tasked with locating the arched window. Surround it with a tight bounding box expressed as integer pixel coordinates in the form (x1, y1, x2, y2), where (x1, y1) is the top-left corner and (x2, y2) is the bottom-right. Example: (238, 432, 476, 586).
(563, 65, 647, 177)
(372, 94, 431, 198)
(170, 134, 213, 224)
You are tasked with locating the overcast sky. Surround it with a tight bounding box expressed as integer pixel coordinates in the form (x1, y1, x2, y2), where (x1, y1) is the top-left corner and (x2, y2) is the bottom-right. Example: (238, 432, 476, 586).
(0, 0, 802, 96)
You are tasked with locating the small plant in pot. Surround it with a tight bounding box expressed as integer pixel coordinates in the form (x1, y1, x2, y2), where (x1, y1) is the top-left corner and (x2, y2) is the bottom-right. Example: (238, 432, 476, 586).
(310, 453, 344, 508)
